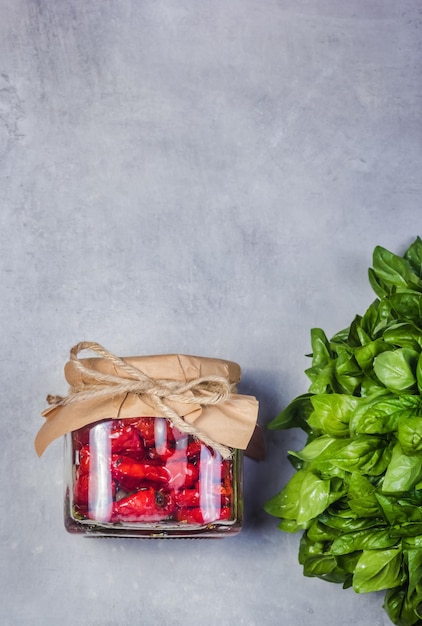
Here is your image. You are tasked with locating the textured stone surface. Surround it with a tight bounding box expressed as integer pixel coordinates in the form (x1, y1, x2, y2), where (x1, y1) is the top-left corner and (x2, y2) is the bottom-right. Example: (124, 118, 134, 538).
(1, 1, 421, 624)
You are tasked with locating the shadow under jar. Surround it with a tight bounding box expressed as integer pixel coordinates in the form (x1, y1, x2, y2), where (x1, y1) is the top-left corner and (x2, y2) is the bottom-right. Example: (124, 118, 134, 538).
(64, 416, 243, 538)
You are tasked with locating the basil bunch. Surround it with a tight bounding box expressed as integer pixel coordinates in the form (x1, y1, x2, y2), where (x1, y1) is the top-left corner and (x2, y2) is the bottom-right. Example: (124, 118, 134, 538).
(265, 237, 422, 626)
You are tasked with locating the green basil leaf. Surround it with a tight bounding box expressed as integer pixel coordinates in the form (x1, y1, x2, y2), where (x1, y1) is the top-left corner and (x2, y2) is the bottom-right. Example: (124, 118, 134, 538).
(306, 363, 336, 394)
(360, 300, 383, 338)
(382, 443, 422, 493)
(348, 493, 382, 518)
(356, 324, 372, 348)
(353, 548, 403, 593)
(305, 329, 339, 393)
(354, 340, 392, 374)
(350, 394, 422, 436)
(307, 394, 359, 438)
(384, 322, 422, 351)
(398, 417, 422, 455)
(404, 236, 422, 279)
(403, 535, 422, 550)
(383, 586, 422, 626)
(309, 328, 332, 370)
(332, 317, 360, 347)
(334, 348, 363, 394)
(331, 528, 397, 555)
(319, 510, 384, 533)
(368, 267, 390, 299)
(277, 518, 309, 533)
(289, 434, 339, 463)
(263, 469, 336, 524)
(348, 472, 375, 499)
(406, 548, 422, 600)
(364, 298, 396, 338)
(390, 522, 422, 538)
(372, 245, 422, 292)
(299, 534, 353, 584)
(336, 552, 361, 576)
(359, 376, 386, 397)
(376, 492, 422, 526)
(315, 436, 390, 476)
(373, 349, 418, 392)
(347, 472, 382, 518)
(375, 493, 403, 525)
(287, 453, 304, 471)
(267, 393, 314, 431)
(298, 532, 324, 562)
(304, 555, 352, 584)
(306, 519, 342, 542)
(302, 554, 342, 580)
(389, 292, 422, 324)
(417, 353, 422, 395)
(374, 299, 397, 336)
(383, 587, 405, 625)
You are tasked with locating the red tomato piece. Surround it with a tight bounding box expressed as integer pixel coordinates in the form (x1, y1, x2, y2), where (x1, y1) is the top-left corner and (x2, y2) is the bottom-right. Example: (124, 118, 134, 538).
(112, 488, 175, 522)
(78, 445, 91, 474)
(109, 422, 145, 455)
(134, 417, 157, 448)
(73, 471, 116, 521)
(111, 456, 171, 491)
(175, 506, 231, 524)
(166, 461, 199, 490)
(174, 488, 200, 508)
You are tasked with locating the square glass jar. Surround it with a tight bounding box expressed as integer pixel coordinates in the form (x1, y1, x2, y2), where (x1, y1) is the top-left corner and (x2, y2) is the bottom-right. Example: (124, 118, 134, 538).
(64, 416, 243, 538)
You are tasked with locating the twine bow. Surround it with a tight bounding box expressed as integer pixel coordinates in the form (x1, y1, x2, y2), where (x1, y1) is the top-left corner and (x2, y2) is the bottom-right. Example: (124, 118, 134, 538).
(46, 342, 235, 458)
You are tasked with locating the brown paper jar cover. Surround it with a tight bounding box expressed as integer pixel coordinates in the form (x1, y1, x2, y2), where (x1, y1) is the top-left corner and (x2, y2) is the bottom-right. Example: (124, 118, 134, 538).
(35, 352, 259, 456)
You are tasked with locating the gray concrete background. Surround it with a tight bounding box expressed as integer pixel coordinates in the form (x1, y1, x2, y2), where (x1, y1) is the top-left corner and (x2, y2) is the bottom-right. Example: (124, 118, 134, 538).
(1, 1, 421, 624)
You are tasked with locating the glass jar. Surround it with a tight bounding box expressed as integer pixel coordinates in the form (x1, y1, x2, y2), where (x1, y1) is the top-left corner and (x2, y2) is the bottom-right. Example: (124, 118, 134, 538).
(64, 416, 243, 538)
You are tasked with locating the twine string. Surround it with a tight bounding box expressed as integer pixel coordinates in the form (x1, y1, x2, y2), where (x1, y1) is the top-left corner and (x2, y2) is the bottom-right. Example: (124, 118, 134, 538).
(47, 342, 234, 458)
